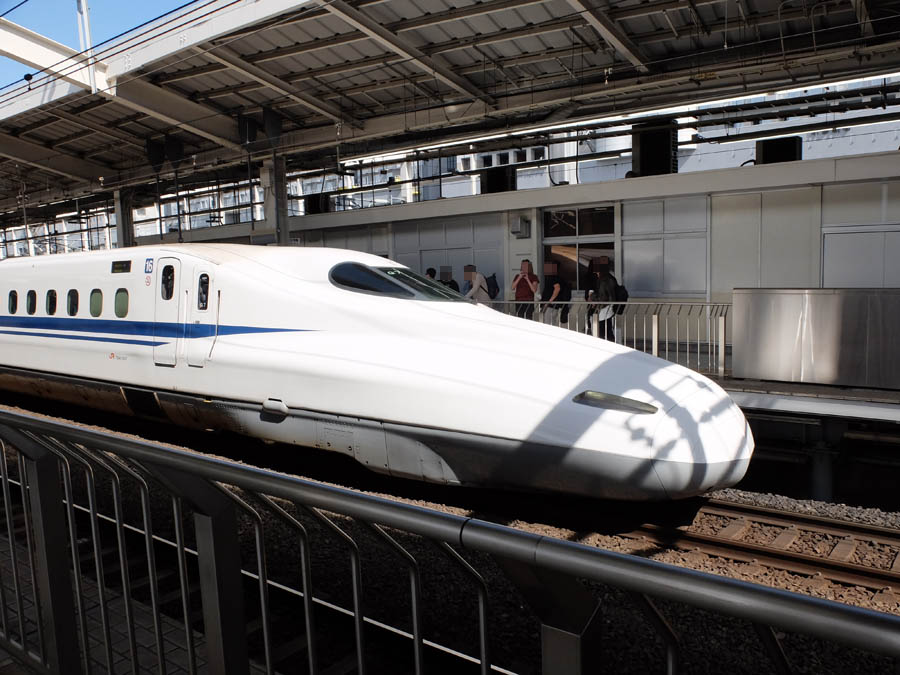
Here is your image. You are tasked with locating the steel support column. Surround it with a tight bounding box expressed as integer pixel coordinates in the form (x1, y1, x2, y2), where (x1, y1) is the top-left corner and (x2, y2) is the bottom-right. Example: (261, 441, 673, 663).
(262, 155, 289, 245)
(0, 425, 81, 674)
(495, 558, 602, 674)
(114, 188, 136, 248)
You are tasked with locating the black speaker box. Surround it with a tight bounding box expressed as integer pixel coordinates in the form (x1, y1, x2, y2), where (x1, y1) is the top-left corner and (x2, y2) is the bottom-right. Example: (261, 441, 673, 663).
(481, 166, 517, 193)
(631, 120, 678, 176)
(304, 194, 331, 214)
(756, 136, 802, 164)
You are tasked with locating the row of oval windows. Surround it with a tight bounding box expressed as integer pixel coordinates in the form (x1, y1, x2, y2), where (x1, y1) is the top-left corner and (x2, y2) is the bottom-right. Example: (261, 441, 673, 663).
(8, 289, 129, 318)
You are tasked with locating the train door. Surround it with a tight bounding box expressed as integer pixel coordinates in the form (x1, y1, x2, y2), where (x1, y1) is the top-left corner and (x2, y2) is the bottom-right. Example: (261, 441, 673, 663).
(186, 269, 215, 367)
(153, 258, 182, 366)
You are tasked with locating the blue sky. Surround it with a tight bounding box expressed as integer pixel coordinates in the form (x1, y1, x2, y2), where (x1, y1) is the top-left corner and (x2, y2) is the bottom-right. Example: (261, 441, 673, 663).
(0, 0, 188, 89)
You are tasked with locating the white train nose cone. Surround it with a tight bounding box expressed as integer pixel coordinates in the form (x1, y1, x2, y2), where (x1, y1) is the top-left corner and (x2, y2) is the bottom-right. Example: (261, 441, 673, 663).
(650, 383, 754, 499)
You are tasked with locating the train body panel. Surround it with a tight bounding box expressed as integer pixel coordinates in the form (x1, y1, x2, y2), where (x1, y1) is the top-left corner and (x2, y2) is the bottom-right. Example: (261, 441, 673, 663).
(0, 244, 753, 500)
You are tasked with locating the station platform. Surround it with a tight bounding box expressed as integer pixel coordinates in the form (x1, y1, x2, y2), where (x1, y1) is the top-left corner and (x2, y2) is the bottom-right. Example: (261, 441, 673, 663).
(719, 377, 900, 423)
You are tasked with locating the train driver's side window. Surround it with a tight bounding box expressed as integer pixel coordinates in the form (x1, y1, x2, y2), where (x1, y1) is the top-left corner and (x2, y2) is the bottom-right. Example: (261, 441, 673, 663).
(161, 265, 175, 301)
(197, 274, 209, 310)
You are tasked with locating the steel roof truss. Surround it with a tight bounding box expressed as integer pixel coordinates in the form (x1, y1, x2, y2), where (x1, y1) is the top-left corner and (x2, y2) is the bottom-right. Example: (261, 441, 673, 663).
(565, 0, 649, 72)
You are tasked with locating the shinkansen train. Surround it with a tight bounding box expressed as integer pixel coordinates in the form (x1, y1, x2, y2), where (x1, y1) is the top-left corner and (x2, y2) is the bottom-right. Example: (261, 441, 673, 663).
(0, 244, 753, 500)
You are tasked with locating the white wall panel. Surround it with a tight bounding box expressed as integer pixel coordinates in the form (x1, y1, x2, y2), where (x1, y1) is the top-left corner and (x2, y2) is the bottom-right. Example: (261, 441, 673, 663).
(760, 189, 820, 288)
(344, 228, 369, 252)
(393, 252, 420, 271)
(622, 239, 662, 294)
(664, 197, 706, 232)
(885, 182, 900, 223)
(393, 223, 418, 253)
(822, 183, 882, 225)
(622, 201, 662, 234)
(823, 232, 884, 287)
(664, 237, 706, 293)
(711, 193, 761, 297)
(371, 226, 389, 255)
(885, 232, 900, 287)
(323, 230, 346, 248)
(446, 219, 474, 247)
(419, 222, 444, 248)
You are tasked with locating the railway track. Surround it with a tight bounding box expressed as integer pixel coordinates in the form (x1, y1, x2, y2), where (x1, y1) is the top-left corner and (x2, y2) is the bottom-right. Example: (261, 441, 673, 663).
(626, 498, 900, 592)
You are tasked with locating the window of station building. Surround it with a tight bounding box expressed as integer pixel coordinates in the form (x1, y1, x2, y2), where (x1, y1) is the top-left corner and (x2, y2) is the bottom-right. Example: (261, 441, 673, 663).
(8, 291, 16, 314)
(115, 289, 128, 318)
(479, 154, 493, 168)
(497, 152, 509, 165)
(460, 157, 472, 172)
(197, 274, 209, 310)
(543, 209, 576, 238)
(46, 290, 57, 315)
(90, 289, 102, 317)
(515, 149, 527, 163)
(532, 147, 546, 162)
(26, 290, 36, 315)
(161, 265, 175, 300)
(67, 289, 79, 316)
(578, 206, 614, 235)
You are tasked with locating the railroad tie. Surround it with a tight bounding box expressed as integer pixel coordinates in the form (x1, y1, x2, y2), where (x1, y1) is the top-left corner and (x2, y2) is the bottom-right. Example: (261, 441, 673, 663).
(717, 518, 750, 540)
(892, 551, 900, 573)
(770, 527, 799, 549)
(828, 536, 857, 562)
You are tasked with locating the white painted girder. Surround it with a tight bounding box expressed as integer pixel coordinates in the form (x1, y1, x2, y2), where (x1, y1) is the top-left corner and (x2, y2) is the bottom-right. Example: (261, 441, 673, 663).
(0, 132, 108, 182)
(0, 18, 241, 151)
(565, 0, 649, 73)
(316, 0, 497, 108)
(196, 43, 362, 128)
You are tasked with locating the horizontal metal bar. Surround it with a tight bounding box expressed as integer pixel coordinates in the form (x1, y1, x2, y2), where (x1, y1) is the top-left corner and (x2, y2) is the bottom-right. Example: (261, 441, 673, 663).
(1, 409, 899, 661)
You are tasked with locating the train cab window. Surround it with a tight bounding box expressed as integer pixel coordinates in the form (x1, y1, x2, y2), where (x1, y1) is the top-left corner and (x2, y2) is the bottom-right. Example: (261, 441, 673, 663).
(67, 290, 79, 316)
(90, 289, 103, 317)
(8, 291, 16, 314)
(114, 289, 129, 318)
(26, 290, 36, 315)
(329, 263, 414, 298)
(46, 290, 57, 315)
(197, 274, 209, 310)
(161, 265, 175, 300)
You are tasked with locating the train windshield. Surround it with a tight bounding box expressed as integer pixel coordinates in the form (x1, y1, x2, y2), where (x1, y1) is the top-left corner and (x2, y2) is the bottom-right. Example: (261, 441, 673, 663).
(379, 268, 464, 301)
(330, 263, 464, 301)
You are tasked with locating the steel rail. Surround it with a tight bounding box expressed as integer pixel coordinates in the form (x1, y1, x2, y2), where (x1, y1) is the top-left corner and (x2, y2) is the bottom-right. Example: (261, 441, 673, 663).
(1, 408, 900, 661)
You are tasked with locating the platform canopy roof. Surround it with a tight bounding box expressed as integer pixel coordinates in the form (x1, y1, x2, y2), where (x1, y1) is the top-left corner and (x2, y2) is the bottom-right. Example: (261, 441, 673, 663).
(2, 0, 900, 214)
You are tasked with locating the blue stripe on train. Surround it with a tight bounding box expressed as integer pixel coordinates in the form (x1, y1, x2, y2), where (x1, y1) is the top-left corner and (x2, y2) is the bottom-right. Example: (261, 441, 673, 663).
(0, 329, 165, 347)
(0, 316, 308, 339)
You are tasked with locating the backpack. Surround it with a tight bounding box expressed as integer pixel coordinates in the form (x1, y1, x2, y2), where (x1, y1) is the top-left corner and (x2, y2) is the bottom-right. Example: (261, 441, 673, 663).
(485, 273, 500, 300)
(614, 281, 629, 314)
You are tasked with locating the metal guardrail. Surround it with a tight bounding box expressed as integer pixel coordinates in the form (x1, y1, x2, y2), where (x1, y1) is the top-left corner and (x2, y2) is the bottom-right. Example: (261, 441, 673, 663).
(493, 301, 731, 376)
(1, 409, 899, 674)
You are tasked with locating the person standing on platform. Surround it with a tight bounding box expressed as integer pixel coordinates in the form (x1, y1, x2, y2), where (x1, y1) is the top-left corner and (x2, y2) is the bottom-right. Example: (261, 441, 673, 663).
(587, 256, 617, 339)
(464, 264, 491, 303)
(512, 259, 539, 319)
(439, 266, 460, 292)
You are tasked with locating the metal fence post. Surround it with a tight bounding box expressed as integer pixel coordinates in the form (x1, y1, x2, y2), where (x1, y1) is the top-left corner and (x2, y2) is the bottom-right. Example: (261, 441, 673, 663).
(718, 315, 726, 377)
(0, 425, 81, 674)
(145, 466, 250, 675)
(495, 558, 602, 674)
(652, 314, 659, 358)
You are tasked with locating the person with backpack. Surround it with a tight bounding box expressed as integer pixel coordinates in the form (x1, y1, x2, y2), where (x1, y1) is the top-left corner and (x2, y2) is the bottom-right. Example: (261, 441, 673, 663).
(464, 264, 492, 303)
(539, 261, 571, 325)
(585, 256, 618, 340)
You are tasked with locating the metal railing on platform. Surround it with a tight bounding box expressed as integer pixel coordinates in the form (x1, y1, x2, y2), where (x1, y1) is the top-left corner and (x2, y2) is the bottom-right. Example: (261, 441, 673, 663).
(0, 409, 898, 674)
(493, 301, 731, 376)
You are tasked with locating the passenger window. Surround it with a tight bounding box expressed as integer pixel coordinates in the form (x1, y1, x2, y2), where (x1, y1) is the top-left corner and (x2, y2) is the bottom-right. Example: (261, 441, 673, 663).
(115, 289, 128, 318)
(197, 274, 209, 310)
(90, 289, 102, 317)
(46, 290, 57, 315)
(8, 291, 16, 314)
(161, 265, 175, 300)
(26, 290, 36, 315)
(67, 290, 79, 316)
